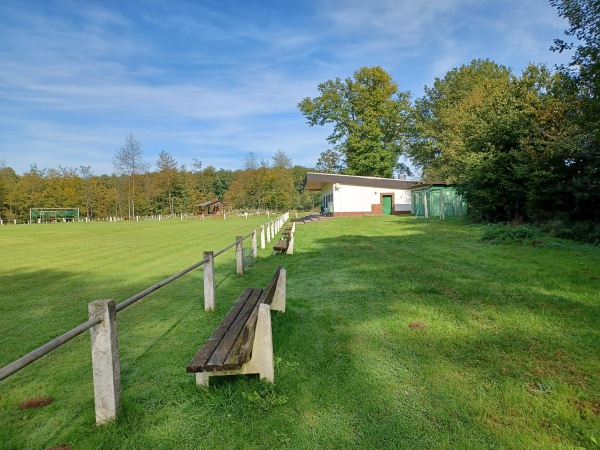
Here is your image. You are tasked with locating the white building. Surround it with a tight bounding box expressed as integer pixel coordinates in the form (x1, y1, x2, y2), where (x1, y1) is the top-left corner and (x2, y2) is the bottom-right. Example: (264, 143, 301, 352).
(304, 172, 417, 217)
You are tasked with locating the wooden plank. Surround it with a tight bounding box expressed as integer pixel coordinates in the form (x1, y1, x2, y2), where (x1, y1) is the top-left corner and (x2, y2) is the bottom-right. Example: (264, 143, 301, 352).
(222, 266, 282, 368)
(273, 240, 289, 251)
(223, 306, 259, 370)
(259, 266, 282, 306)
(186, 289, 253, 373)
(204, 288, 263, 371)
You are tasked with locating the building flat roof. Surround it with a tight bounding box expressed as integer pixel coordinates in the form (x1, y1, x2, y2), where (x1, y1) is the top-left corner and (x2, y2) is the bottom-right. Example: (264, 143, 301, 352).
(304, 172, 417, 191)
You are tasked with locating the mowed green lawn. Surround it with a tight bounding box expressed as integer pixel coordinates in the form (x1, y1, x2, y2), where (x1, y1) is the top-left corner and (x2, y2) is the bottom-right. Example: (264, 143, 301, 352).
(0, 216, 598, 449)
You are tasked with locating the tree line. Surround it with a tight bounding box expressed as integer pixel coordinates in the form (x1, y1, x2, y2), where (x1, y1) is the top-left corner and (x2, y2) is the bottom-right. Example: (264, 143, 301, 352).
(2, 0, 597, 235)
(299, 0, 599, 236)
(0, 146, 319, 222)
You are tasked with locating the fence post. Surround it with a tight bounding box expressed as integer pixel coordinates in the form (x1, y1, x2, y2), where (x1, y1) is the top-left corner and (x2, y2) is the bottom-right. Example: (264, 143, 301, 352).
(236, 236, 244, 275)
(260, 225, 265, 250)
(252, 229, 258, 259)
(88, 299, 121, 425)
(203, 251, 215, 311)
(266, 223, 271, 243)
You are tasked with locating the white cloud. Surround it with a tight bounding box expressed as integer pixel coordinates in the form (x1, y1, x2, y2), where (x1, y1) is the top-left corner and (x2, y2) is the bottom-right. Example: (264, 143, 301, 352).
(0, 0, 575, 175)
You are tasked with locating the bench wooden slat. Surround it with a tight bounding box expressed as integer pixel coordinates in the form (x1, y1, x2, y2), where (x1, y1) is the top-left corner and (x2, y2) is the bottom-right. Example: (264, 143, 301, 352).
(186, 288, 254, 373)
(260, 266, 282, 305)
(273, 240, 288, 251)
(224, 266, 281, 369)
(205, 288, 263, 371)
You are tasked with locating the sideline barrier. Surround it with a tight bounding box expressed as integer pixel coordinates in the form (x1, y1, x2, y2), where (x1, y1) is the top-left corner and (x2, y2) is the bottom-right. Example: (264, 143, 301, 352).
(0, 211, 290, 424)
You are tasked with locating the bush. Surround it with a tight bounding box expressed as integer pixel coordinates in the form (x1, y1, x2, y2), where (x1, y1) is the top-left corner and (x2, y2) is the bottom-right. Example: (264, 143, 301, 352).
(541, 220, 600, 245)
(480, 224, 541, 244)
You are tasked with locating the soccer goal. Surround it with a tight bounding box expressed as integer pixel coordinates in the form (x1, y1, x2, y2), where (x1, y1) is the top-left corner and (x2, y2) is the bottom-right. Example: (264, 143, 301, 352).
(30, 208, 80, 223)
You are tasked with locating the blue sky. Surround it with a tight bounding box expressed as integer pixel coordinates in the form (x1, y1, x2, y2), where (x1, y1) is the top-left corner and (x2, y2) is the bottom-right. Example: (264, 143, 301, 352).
(1, 0, 572, 176)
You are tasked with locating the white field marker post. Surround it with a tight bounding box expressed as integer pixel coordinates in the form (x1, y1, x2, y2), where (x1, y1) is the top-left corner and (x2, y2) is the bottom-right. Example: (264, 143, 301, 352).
(88, 299, 121, 425)
(203, 251, 215, 311)
(252, 229, 258, 259)
(260, 225, 265, 250)
(236, 236, 244, 275)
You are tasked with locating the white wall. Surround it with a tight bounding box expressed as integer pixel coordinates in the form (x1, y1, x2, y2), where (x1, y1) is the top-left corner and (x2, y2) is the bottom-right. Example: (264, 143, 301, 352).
(393, 190, 411, 212)
(322, 183, 411, 213)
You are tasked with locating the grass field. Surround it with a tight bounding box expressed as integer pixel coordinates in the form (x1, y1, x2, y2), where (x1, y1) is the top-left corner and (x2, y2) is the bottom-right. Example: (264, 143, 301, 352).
(0, 216, 598, 449)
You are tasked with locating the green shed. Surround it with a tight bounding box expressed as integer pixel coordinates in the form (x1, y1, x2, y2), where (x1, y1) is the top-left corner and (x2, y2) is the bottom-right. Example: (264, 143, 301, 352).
(411, 184, 466, 219)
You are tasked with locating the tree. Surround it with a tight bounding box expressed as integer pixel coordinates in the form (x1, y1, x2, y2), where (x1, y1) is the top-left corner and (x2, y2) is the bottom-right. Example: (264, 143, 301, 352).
(299, 66, 413, 178)
(244, 152, 259, 170)
(551, 0, 600, 89)
(155, 151, 179, 215)
(0, 163, 18, 221)
(112, 133, 148, 218)
(315, 149, 344, 173)
(272, 150, 292, 169)
(409, 59, 580, 222)
(550, 0, 600, 222)
(410, 59, 515, 182)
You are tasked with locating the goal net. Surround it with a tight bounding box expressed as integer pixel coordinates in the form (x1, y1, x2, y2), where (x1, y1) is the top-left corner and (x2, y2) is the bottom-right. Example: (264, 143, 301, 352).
(30, 208, 80, 223)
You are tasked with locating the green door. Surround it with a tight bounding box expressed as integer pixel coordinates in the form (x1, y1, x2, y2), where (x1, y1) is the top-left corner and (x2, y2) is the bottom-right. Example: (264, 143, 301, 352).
(383, 195, 392, 215)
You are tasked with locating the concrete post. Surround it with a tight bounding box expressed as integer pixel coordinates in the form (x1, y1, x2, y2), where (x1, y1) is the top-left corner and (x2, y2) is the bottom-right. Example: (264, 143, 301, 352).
(236, 236, 243, 275)
(203, 251, 215, 311)
(88, 299, 121, 425)
(286, 231, 294, 255)
(271, 268, 286, 312)
(260, 225, 265, 250)
(252, 229, 258, 259)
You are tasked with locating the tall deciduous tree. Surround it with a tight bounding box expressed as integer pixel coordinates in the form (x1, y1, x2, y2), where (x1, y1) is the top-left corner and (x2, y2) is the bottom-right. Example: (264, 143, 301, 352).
(0, 163, 18, 221)
(155, 151, 179, 215)
(551, 0, 600, 222)
(299, 66, 413, 178)
(112, 133, 148, 218)
(315, 149, 344, 173)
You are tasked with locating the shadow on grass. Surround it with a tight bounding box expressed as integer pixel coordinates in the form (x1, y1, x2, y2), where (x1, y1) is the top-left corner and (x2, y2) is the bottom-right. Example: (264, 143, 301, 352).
(2, 218, 599, 449)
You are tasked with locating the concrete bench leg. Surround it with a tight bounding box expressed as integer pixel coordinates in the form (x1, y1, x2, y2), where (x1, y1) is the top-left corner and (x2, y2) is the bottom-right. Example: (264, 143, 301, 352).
(196, 372, 210, 387)
(245, 303, 274, 382)
(271, 268, 286, 313)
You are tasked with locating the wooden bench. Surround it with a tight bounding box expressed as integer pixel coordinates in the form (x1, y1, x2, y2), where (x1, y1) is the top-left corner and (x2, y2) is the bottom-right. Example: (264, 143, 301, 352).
(187, 267, 286, 386)
(272, 239, 289, 254)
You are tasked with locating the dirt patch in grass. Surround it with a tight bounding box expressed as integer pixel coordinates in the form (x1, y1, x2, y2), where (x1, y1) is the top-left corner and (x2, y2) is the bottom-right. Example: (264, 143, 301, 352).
(408, 321, 428, 329)
(19, 396, 54, 410)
